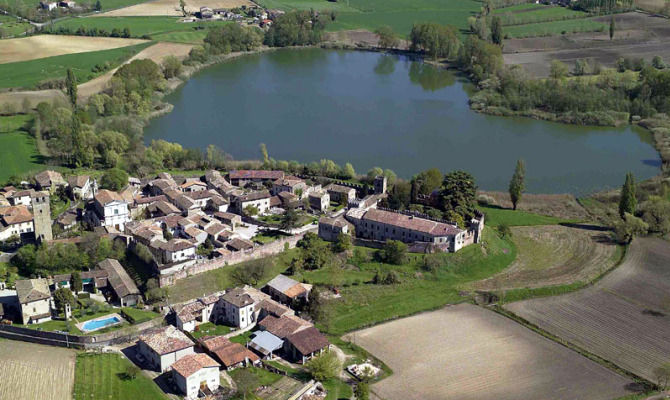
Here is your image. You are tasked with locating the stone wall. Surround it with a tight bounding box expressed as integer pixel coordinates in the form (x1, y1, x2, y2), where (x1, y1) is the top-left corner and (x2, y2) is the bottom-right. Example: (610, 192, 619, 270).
(158, 229, 315, 287)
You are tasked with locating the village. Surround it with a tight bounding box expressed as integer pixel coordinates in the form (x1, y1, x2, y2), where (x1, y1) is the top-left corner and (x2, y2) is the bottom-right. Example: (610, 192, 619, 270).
(0, 167, 484, 400)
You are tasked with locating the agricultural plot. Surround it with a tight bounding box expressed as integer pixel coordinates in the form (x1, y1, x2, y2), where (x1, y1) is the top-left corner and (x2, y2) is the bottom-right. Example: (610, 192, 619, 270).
(0, 34, 147, 64)
(0, 115, 44, 182)
(0, 340, 76, 400)
(347, 304, 633, 400)
(473, 224, 620, 291)
(98, 0, 254, 16)
(503, 17, 605, 38)
(506, 238, 670, 382)
(494, 4, 591, 26)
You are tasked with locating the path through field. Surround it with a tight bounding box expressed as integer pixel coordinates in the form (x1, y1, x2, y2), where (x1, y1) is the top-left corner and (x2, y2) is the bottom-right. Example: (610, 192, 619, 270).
(506, 237, 670, 381)
(0, 340, 76, 400)
(346, 303, 633, 400)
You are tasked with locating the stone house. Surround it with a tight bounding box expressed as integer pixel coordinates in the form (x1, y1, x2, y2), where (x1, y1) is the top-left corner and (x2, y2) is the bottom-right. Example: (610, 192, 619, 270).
(34, 170, 66, 193)
(324, 183, 356, 204)
(231, 190, 272, 215)
(155, 239, 197, 264)
(173, 294, 220, 332)
(228, 170, 284, 186)
(0, 205, 33, 241)
(171, 353, 220, 399)
(271, 176, 307, 197)
(15, 278, 52, 324)
(263, 274, 310, 305)
(180, 180, 208, 193)
(213, 212, 241, 230)
(67, 175, 95, 200)
(138, 325, 195, 372)
(308, 191, 330, 213)
(318, 216, 350, 242)
(98, 259, 141, 306)
(7, 189, 34, 207)
(218, 287, 257, 329)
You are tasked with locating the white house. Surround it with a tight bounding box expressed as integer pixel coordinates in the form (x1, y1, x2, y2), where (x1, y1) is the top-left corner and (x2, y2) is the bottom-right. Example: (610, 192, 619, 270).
(0, 206, 33, 241)
(219, 287, 258, 329)
(15, 278, 52, 324)
(232, 190, 272, 215)
(171, 353, 220, 399)
(156, 239, 197, 264)
(67, 175, 95, 200)
(137, 325, 195, 372)
(324, 183, 356, 203)
(308, 191, 330, 213)
(7, 190, 34, 207)
(173, 294, 219, 332)
(87, 189, 131, 231)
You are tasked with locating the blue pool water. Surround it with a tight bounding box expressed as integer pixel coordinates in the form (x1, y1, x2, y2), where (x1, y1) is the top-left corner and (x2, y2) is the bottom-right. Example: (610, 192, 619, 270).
(82, 316, 120, 331)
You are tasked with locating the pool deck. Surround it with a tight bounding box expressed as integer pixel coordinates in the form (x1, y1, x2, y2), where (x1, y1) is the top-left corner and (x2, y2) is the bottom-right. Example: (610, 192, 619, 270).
(76, 313, 125, 333)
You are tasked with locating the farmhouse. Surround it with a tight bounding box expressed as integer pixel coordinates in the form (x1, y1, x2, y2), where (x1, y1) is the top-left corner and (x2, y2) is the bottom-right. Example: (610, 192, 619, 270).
(263, 274, 310, 304)
(15, 278, 52, 324)
(98, 259, 140, 306)
(200, 335, 260, 370)
(346, 208, 482, 252)
(86, 189, 131, 230)
(258, 314, 311, 339)
(171, 353, 220, 399)
(284, 327, 330, 364)
(219, 287, 257, 329)
(318, 216, 350, 242)
(34, 170, 66, 192)
(138, 325, 195, 372)
(0, 205, 33, 241)
(228, 170, 284, 186)
(67, 175, 95, 200)
(324, 183, 356, 203)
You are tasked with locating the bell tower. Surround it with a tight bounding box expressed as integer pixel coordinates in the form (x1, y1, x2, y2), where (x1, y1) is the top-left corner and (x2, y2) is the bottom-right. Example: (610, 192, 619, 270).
(31, 191, 53, 242)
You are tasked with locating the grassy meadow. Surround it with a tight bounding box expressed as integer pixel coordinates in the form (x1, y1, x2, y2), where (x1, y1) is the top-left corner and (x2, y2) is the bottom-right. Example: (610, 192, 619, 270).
(52, 16, 230, 38)
(477, 204, 573, 227)
(503, 16, 606, 37)
(494, 4, 590, 26)
(0, 115, 44, 183)
(0, 14, 33, 37)
(0, 41, 151, 89)
(74, 353, 167, 400)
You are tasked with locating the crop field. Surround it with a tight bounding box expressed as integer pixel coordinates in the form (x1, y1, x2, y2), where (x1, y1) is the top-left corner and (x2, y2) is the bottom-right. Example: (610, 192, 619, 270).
(495, 5, 591, 26)
(0, 340, 76, 400)
(503, 17, 605, 38)
(347, 304, 633, 400)
(0, 115, 44, 182)
(258, 0, 482, 36)
(506, 238, 670, 382)
(473, 224, 621, 291)
(0, 41, 151, 89)
(0, 35, 147, 64)
(635, 0, 668, 12)
(98, 0, 254, 16)
(152, 29, 209, 43)
(74, 353, 167, 400)
(52, 16, 232, 38)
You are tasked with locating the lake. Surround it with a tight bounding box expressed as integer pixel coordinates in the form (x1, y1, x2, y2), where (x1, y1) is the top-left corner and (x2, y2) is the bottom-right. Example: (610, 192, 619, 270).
(144, 48, 660, 195)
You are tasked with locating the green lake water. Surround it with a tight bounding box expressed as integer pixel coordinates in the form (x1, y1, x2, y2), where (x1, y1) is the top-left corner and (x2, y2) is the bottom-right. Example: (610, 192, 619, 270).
(144, 48, 660, 195)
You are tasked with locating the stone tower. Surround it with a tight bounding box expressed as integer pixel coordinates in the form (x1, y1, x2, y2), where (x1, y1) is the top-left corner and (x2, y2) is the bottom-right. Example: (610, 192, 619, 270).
(31, 191, 52, 242)
(373, 175, 387, 195)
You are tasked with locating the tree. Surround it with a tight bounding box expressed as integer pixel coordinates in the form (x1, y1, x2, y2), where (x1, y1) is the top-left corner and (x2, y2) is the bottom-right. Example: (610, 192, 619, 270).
(145, 278, 167, 303)
(230, 259, 269, 286)
(101, 168, 128, 191)
(609, 16, 615, 40)
(71, 271, 83, 293)
(244, 204, 259, 217)
(573, 59, 589, 76)
(123, 365, 140, 380)
(508, 159, 525, 210)
(439, 171, 477, 220)
(639, 196, 670, 234)
(355, 382, 370, 400)
(497, 223, 512, 239)
(654, 363, 670, 390)
(94, 0, 102, 10)
(379, 240, 407, 265)
(332, 232, 351, 253)
(412, 168, 443, 196)
(305, 352, 340, 381)
(234, 368, 259, 399)
(383, 270, 400, 284)
(342, 162, 356, 179)
(652, 55, 666, 69)
(66, 68, 77, 107)
(550, 60, 568, 80)
(375, 25, 399, 50)
(491, 16, 503, 45)
(613, 213, 647, 244)
(53, 287, 76, 313)
(618, 172, 637, 218)
(161, 56, 182, 79)
(410, 22, 460, 60)
(260, 143, 269, 165)
(179, 0, 187, 16)
(280, 208, 300, 230)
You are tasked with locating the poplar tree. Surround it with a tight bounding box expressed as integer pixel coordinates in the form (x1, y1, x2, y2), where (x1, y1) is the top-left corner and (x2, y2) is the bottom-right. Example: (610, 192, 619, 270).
(508, 159, 525, 210)
(491, 16, 503, 46)
(609, 16, 615, 40)
(66, 68, 77, 107)
(619, 172, 637, 218)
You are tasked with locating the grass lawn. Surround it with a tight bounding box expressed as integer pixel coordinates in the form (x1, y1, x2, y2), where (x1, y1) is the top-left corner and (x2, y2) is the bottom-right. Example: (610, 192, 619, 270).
(503, 17, 606, 38)
(323, 378, 353, 400)
(73, 353, 167, 400)
(97, 0, 154, 11)
(495, 5, 590, 26)
(253, 229, 292, 245)
(191, 321, 234, 338)
(120, 307, 161, 324)
(0, 41, 151, 89)
(0, 14, 33, 37)
(477, 204, 572, 227)
(152, 29, 210, 44)
(307, 228, 516, 335)
(229, 366, 283, 388)
(52, 16, 230, 38)
(0, 115, 45, 183)
(229, 329, 254, 345)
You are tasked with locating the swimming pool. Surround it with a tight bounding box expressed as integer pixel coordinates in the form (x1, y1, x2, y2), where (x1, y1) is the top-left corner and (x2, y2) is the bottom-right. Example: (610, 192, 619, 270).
(80, 315, 122, 332)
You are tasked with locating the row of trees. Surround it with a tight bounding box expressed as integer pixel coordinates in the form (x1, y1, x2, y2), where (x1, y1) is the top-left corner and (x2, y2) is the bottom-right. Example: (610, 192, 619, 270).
(43, 25, 133, 39)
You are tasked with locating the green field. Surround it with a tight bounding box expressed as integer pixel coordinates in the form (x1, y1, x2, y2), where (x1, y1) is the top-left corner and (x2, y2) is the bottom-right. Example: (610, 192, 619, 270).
(73, 353, 167, 400)
(96, 0, 153, 11)
(120, 307, 161, 323)
(190, 321, 235, 338)
(257, 0, 481, 36)
(152, 29, 210, 44)
(477, 204, 574, 227)
(0, 14, 33, 37)
(52, 16, 230, 38)
(494, 5, 591, 26)
(0, 41, 151, 89)
(301, 229, 516, 335)
(504, 17, 606, 38)
(0, 115, 44, 183)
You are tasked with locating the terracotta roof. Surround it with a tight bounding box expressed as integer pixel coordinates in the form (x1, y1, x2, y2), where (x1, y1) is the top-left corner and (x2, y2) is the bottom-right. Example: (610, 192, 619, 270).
(186, 189, 216, 201)
(0, 205, 32, 225)
(8, 189, 34, 199)
(212, 342, 258, 367)
(226, 238, 254, 252)
(205, 223, 227, 237)
(135, 195, 166, 205)
(15, 278, 51, 304)
(95, 189, 124, 205)
(171, 353, 219, 378)
(35, 170, 64, 187)
(265, 275, 306, 298)
(221, 287, 254, 308)
(259, 315, 310, 339)
(362, 209, 463, 236)
(236, 190, 271, 202)
(324, 183, 355, 194)
(67, 175, 89, 188)
(200, 335, 232, 352)
(181, 180, 207, 189)
(174, 300, 206, 322)
(160, 238, 196, 252)
(319, 216, 347, 228)
(140, 325, 194, 355)
(229, 170, 284, 180)
(273, 176, 304, 188)
(269, 196, 281, 207)
(98, 259, 140, 298)
(286, 327, 329, 356)
(258, 299, 292, 317)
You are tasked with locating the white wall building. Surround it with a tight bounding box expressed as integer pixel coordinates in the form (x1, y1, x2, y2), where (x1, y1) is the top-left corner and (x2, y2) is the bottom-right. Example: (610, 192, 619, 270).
(137, 325, 195, 372)
(88, 189, 131, 231)
(171, 354, 220, 399)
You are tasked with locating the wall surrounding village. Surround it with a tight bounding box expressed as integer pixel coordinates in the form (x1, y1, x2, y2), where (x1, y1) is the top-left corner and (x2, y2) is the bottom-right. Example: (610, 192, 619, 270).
(158, 230, 315, 287)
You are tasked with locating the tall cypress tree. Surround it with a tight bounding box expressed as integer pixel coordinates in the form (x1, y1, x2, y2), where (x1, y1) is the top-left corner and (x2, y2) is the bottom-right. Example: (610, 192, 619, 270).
(609, 16, 615, 40)
(491, 16, 503, 46)
(619, 172, 637, 218)
(66, 68, 77, 107)
(508, 159, 525, 210)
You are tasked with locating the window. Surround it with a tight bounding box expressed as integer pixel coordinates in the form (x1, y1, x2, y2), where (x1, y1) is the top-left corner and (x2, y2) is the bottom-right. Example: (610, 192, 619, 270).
(114, 209, 119, 215)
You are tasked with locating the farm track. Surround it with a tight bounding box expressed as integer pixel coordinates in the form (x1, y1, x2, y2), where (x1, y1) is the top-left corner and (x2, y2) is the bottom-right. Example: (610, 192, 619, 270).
(506, 237, 670, 382)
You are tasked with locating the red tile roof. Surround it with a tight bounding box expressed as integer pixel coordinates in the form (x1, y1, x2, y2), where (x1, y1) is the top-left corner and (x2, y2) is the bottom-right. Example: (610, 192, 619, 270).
(171, 353, 219, 378)
(362, 208, 463, 236)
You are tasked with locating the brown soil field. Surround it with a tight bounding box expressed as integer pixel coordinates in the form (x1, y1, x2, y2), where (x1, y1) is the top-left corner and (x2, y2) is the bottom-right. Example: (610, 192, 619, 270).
(98, 0, 254, 16)
(473, 224, 619, 290)
(636, 0, 668, 13)
(346, 304, 633, 400)
(506, 237, 670, 382)
(0, 340, 76, 400)
(478, 190, 590, 220)
(503, 12, 670, 77)
(0, 35, 147, 64)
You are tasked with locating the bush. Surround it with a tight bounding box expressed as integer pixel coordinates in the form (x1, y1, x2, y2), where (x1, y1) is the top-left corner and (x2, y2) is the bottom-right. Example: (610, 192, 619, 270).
(378, 240, 407, 265)
(305, 352, 340, 381)
(161, 56, 182, 79)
